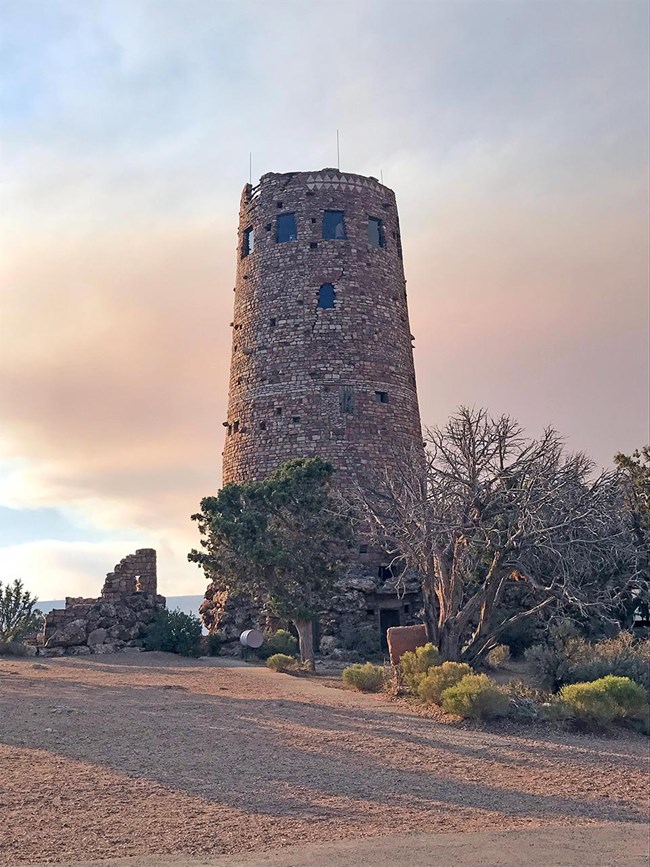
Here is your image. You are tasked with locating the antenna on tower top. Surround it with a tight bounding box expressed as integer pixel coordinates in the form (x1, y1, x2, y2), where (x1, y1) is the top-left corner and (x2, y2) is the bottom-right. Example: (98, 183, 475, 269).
(249, 152, 252, 185)
(336, 130, 340, 171)
(380, 169, 384, 184)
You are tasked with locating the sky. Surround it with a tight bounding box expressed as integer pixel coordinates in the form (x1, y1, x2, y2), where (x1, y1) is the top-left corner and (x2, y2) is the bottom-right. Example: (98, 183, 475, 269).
(1, 0, 648, 601)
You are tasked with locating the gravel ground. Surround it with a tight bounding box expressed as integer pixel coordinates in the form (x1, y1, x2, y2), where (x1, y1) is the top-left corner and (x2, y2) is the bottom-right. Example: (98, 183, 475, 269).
(1, 652, 648, 865)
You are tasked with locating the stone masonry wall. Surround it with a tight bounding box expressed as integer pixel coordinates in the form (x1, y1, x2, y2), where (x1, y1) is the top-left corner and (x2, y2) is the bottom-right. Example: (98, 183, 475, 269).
(41, 549, 165, 656)
(205, 170, 427, 653)
(222, 168, 423, 487)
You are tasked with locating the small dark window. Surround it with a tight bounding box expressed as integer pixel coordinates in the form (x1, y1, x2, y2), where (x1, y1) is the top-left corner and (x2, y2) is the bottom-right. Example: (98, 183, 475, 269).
(233, 420, 240, 433)
(375, 390, 389, 403)
(265, 222, 272, 231)
(311, 217, 316, 224)
(277, 213, 297, 243)
(270, 317, 277, 327)
(322, 210, 346, 240)
(242, 227, 254, 257)
(317, 283, 336, 309)
(309, 242, 318, 250)
(291, 416, 301, 423)
(368, 217, 385, 247)
(259, 421, 267, 431)
(339, 385, 354, 413)
(227, 424, 232, 436)
(275, 407, 282, 416)
(359, 544, 369, 554)
(378, 564, 392, 580)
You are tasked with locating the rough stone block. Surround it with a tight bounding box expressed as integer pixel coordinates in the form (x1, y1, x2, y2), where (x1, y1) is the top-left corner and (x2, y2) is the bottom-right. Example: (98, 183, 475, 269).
(386, 624, 429, 665)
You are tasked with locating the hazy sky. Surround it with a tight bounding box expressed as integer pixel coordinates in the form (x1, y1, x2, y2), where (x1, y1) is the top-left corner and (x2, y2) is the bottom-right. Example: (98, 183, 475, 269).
(1, 0, 648, 601)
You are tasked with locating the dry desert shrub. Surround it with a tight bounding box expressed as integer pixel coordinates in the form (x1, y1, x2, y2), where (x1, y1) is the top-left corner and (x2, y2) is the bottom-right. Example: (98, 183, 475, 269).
(399, 643, 441, 693)
(559, 675, 648, 726)
(418, 662, 473, 705)
(342, 662, 386, 692)
(266, 653, 299, 673)
(441, 674, 510, 720)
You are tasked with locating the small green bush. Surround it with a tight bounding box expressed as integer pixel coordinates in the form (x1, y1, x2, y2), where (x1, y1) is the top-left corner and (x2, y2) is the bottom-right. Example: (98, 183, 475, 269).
(559, 676, 648, 726)
(143, 609, 202, 657)
(342, 662, 386, 692)
(258, 629, 298, 659)
(399, 643, 441, 693)
(0, 579, 42, 642)
(441, 674, 510, 720)
(485, 643, 511, 669)
(267, 653, 299, 673)
(418, 661, 473, 705)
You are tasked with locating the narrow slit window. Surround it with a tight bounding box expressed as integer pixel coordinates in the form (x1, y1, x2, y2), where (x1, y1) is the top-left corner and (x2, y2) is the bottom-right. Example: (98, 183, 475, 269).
(375, 390, 389, 403)
(275, 407, 282, 416)
(270, 317, 277, 327)
(317, 283, 336, 309)
(242, 227, 254, 257)
(322, 210, 346, 240)
(259, 421, 267, 431)
(339, 385, 354, 413)
(276, 213, 297, 243)
(233, 420, 240, 433)
(368, 217, 385, 247)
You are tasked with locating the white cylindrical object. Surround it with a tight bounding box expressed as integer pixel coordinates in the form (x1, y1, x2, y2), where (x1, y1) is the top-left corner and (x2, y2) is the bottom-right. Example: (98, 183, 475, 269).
(240, 629, 264, 649)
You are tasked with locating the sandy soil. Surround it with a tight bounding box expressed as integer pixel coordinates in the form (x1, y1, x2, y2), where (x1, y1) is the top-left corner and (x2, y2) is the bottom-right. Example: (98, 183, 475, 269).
(1, 652, 648, 866)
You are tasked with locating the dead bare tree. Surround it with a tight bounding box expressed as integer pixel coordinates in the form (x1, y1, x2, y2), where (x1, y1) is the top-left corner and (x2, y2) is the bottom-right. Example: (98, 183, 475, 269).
(354, 407, 643, 662)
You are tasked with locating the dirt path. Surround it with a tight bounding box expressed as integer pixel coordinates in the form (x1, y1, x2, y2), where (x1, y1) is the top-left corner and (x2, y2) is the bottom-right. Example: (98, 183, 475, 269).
(1, 653, 648, 866)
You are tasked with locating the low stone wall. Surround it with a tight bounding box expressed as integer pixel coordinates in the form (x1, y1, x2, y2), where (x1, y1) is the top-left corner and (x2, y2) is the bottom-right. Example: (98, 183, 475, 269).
(41, 549, 166, 656)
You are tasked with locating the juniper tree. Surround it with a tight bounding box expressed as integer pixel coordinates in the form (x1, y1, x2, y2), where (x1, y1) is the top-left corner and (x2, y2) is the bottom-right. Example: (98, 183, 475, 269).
(189, 458, 353, 668)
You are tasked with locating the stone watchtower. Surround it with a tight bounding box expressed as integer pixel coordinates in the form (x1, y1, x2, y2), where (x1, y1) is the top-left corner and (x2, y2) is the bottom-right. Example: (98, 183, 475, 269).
(206, 169, 424, 650)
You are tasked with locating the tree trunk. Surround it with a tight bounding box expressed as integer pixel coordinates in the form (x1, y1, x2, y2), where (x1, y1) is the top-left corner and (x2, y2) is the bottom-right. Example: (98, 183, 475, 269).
(294, 619, 315, 671)
(438, 621, 462, 662)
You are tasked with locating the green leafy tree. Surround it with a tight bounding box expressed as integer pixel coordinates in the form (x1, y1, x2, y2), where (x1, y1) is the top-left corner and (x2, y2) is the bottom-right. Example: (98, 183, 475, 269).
(0, 579, 42, 643)
(189, 458, 354, 669)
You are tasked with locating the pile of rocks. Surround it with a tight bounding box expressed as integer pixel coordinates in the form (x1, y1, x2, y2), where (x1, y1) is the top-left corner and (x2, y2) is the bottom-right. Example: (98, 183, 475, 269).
(40, 549, 166, 656)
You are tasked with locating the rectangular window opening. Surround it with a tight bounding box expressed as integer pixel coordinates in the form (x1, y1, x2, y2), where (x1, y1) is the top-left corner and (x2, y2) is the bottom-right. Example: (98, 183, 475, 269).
(322, 210, 346, 240)
(233, 420, 240, 433)
(242, 227, 254, 257)
(368, 217, 385, 248)
(270, 317, 277, 327)
(291, 416, 301, 423)
(375, 391, 389, 403)
(276, 212, 297, 243)
(339, 385, 354, 414)
(359, 544, 369, 554)
(259, 421, 267, 431)
(275, 407, 282, 416)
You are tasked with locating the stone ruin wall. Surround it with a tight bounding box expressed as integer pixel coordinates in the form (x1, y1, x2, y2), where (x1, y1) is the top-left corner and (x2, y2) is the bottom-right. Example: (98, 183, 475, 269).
(205, 169, 426, 654)
(40, 549, 166, 656)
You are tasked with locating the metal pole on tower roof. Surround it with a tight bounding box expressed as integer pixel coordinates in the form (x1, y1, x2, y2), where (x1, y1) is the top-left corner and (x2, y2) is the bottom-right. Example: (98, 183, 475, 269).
(249, 152, 252, 185)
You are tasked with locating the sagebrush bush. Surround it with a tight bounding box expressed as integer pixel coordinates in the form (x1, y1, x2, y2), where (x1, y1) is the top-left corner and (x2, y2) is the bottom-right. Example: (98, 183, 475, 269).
(399, 643, 441, 693)
(0, 640, 31, 657)
(559, 676, 648, 726)
(258, 629, 298, 659)
(485, 643, 511, 669)
(526, 626, 650, 691)
(566, 634, 650, 691)
(266, 653, 299, 673)
(342, 662, 386, 692)
(441, 674, 510, 720)
(143, 609, 202, 657)
(418, 661, 473, 705)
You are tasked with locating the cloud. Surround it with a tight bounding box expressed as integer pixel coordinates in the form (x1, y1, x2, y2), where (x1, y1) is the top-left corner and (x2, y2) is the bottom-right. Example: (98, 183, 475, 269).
(0, 0, 647, 598)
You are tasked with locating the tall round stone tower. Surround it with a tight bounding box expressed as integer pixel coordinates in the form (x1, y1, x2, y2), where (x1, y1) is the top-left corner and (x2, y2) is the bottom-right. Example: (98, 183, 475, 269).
(222, 169, 422, 485)
(205, 168, 424, 651)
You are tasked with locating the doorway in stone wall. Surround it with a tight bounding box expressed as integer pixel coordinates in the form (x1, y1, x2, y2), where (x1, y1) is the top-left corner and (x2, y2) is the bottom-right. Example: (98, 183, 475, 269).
(379, 608, 400, 651)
